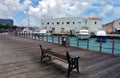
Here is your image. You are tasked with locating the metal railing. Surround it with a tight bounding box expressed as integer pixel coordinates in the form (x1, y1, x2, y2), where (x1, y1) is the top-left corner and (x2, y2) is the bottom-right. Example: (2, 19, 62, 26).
(17, 32, 120, 55)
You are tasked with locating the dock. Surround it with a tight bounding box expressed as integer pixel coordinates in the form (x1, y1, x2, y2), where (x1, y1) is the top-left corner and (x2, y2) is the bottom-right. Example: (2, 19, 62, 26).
(107, 34, 120, 39)
(0, 35, 120, 78)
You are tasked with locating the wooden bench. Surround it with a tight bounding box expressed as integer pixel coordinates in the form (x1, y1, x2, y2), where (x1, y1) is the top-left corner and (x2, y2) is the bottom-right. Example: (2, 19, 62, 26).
(39, 44, 80, 78)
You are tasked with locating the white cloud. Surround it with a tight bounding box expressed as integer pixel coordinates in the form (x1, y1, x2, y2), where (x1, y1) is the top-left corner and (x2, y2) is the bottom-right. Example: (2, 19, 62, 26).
(0, 0, 31, 19)
(100, 5, 114, 17)
(28, 0, 97, 18)
(21, 16, 39, 27)
(0, 0, 119, 26)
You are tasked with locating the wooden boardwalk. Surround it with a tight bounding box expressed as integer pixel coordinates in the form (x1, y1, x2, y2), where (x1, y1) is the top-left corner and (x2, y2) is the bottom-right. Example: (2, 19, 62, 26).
(0, 35, 120, 78)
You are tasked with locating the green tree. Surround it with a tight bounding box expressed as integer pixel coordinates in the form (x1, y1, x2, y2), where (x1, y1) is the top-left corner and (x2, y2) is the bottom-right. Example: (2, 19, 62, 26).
(12, 26, 17, 30)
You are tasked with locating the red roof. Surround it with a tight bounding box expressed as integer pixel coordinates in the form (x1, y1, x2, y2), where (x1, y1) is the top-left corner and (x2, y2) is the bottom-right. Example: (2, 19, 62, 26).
(87, 18, 102, 20)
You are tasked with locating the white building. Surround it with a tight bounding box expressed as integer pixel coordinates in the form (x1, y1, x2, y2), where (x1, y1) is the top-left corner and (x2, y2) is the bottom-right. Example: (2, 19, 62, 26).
(86, 18, 102, 33)
(41, 17, 102, 35)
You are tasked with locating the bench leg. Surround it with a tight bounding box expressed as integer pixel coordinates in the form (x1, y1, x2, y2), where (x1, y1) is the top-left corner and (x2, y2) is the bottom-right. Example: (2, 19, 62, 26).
(40, 52, 51, 62)
(40, 51, 44, 62)
(67, 64, 73, 78)
(76, 58, 79, 73)
(67, 57, 79, 78)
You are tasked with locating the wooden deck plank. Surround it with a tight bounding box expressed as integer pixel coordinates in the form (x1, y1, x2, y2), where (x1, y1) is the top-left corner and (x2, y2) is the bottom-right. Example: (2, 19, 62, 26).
(0, 35, 120, 78)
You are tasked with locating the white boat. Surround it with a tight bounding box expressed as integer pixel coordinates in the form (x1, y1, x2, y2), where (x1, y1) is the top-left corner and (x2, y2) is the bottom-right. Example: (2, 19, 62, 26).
(19, 28, 33, 34)
(96, 30, 106, 42)
(33, 29, 51, 35)
(77, 29, 91, 40)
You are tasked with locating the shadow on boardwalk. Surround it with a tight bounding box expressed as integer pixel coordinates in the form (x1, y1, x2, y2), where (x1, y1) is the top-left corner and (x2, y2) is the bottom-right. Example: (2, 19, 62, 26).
(0, 35, 120, 78)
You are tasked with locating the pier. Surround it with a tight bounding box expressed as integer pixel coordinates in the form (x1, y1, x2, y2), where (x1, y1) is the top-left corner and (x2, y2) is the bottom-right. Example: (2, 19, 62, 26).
(107, 34, 120, 39)
(0, 34, 120, 78)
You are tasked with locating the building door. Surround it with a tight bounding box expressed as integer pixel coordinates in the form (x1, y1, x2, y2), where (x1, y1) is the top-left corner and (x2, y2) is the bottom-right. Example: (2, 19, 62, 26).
(52, 28, 55, 34)
(61, 28, 65, 34)
(70, 29, 75, 35)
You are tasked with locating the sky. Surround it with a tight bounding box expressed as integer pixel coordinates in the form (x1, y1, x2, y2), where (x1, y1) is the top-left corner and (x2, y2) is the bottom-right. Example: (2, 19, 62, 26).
(0, 0, 120, 27)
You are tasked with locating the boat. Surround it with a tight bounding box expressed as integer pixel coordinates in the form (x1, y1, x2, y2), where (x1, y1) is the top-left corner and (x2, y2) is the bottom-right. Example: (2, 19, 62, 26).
(19, 27, 33, 34)
(96, 30, 106, 42)
(77, 29, 91, 40)
(33, 29, 51, 35)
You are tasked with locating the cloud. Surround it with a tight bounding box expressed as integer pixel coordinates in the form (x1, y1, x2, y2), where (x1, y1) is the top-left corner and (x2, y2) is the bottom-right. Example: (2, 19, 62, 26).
(28, 0, 96, 18)
(24, 0, 96, 26)
(24, 0, 120, 26)
(0, 0, 31, 19)
(0, 0, 119, 26)
(100, 5, 114, 17)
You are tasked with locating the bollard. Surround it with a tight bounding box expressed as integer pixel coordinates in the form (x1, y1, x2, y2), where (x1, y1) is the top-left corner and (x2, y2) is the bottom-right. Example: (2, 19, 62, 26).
(52, 35, 54, 43)
(46, 34, 48, 42)
(58, 35, 60, 44)
(35, 34, 36, 40)
(112, 39, 115, 55)
(100, 38, 102, 53)
(24, 32, 25, 38)
(87, 39, 89, 50)
(77, 38, 79, 48)
(21, 32, 22, 37)
(29, 33, 30, 38)
(32, 33, 33, 39)
(38, 34, 40, 40)
(42, 34, 44, 41)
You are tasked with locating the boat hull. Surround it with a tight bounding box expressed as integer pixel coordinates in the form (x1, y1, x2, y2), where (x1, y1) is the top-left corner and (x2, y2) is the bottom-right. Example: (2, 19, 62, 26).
(96, 36, 106, 42)
(77, 34, 91, 40)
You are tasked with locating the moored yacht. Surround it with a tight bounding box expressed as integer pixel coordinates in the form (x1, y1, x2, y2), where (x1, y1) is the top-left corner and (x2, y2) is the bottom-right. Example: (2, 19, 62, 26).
(96, 30, 106, 42)
(77, 29, 91, 40)
(33, 29, 51, 35)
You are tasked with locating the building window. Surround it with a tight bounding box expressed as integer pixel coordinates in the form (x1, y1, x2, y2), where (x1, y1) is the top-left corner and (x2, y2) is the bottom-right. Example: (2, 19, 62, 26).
(52, 28, 55, 30)
(73, 22, 75, 24)
(42, 23, 44, 25)
(119, 22, 120, 25)
(78, 21, 81, 23)
(52, 22, 54, 25)
(78, 20, 81, 24)
(67, 22, 69, 24)
(95, 21, 97, 24)
(57, 22, 59, 25)
(62, 22, 64, 24)
(47, 22, 49, 25)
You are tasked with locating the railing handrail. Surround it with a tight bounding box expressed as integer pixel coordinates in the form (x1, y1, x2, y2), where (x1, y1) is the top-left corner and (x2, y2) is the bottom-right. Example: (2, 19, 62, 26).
(17, 32, 120, 55)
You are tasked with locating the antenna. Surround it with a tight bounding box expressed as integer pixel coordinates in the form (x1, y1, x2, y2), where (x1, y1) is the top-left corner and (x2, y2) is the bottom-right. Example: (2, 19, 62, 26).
(27, 5, 30, 27)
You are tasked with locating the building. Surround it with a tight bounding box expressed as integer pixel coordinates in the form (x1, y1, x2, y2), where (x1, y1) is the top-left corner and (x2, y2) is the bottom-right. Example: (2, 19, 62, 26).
(41, 17, 102, 35)
(103, 22, 114, 34)
(104, 18, 120, 34)
(86, 18, 102, 34)
(0, 19, 13, 26)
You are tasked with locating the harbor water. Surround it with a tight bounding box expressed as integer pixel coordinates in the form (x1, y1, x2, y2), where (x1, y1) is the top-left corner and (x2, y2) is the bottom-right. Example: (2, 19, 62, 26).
(39, 35, 120, 55)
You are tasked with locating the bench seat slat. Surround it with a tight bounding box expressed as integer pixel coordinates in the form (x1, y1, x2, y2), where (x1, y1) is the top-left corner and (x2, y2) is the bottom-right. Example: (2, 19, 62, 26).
(43, 49, 67, 61)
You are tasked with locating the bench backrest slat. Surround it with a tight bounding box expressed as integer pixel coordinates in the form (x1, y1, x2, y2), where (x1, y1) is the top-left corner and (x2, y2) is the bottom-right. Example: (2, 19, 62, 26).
(43, 49, 67, 60)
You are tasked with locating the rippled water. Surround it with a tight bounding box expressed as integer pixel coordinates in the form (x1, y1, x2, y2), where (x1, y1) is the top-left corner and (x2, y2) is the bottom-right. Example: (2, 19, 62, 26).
(45, 36, 120, 55)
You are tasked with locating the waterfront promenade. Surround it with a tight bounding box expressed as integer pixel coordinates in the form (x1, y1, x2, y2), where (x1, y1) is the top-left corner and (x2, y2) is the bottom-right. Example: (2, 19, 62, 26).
(0, 35, 120, 78)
